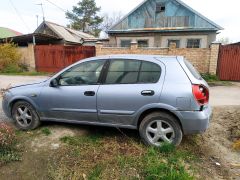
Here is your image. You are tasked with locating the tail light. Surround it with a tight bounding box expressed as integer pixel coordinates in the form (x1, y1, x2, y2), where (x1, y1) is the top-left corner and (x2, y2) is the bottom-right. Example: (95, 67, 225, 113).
(192, 84, 209, 105)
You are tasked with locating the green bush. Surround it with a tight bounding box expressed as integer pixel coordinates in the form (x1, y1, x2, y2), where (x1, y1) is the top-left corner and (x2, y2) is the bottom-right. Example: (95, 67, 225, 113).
(201, 73, 219, 82)
(0, 43, 22, 73)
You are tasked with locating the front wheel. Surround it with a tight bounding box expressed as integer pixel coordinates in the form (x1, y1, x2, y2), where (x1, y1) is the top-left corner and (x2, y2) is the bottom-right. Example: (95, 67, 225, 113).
(139, 112, 182, 146)
(12, 101, 41, 130)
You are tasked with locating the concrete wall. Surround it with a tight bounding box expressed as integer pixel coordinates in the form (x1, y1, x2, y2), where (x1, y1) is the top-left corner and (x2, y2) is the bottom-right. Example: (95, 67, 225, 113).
(108, 32, 217, 48)
(96, 42, 220, 74)
(18, 44, 35, 70)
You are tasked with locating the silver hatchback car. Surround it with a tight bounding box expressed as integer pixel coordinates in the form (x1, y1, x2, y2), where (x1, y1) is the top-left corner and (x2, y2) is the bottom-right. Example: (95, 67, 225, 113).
(2, 55, 212, 146)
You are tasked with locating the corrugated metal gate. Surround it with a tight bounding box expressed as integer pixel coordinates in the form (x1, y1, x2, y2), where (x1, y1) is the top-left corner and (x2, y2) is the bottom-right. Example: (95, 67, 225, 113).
(34, 45, 95, 72)
(218, 43, 240, 81)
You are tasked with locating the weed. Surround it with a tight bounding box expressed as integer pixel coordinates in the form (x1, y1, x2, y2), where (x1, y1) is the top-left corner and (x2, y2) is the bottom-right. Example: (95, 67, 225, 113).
(201, 73, 219, 82)
(158, 142, 176, 154)
(60, 134, 101, 146)
(41, 128, 51, 136)
(0, 123, 21, 164)
(143, 147, 194, 180)
(88, 164, 104, 180)
(0, 147, 21, 164)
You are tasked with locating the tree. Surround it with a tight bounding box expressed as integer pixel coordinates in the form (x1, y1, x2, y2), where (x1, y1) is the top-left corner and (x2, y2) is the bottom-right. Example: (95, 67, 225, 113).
(216, 37, 232, 45)
(101, 12, 123, 34)
(66, 0, 103, 37)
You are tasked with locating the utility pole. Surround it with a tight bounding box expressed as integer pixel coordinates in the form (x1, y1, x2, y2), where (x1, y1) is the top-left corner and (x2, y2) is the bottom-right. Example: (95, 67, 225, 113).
(36, 3, 45, 21)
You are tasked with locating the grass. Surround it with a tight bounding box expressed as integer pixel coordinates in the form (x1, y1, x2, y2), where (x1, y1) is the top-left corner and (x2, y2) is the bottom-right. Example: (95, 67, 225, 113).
(41, 128, 52, 136)
(0, 147, 21, 164)
(0, 71, 50, 76)
(48, 133, 196, 179)
(0, 126, 200, 179)
(201, 73, 232, 86)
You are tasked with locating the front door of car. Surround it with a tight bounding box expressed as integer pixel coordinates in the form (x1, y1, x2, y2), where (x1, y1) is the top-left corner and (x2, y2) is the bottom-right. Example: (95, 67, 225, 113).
(39, 60, 106, 122)
(97, 58, 164, 126)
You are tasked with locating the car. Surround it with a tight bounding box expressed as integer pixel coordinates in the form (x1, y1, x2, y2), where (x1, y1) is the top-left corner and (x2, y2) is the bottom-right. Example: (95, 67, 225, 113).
(2, 55, 212, 146)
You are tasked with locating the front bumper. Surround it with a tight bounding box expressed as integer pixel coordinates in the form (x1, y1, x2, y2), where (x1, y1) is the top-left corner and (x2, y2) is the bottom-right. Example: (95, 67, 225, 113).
(177, 105, 212, 135)
(1, 93, 12, 118)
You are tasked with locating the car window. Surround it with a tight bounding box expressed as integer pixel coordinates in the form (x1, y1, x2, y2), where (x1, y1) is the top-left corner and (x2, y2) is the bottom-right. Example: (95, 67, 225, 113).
(59, 60, 106, 86)
(105, 60, 141, 84)
(105, 59, 161, 84)
(184, 60, 202, 80)
(139, 61, 161, 83)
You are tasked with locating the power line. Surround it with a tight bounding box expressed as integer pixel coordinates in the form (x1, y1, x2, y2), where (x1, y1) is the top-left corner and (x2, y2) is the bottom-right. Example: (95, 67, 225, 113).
(8, 0, 30, 32)
(45, 0, 67, 13)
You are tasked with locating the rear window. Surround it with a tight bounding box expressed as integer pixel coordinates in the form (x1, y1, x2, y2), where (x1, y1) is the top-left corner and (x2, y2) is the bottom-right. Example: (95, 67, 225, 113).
(184, 60, 202, 80)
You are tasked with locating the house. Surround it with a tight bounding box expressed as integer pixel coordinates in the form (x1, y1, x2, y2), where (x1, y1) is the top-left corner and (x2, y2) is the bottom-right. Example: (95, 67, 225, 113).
(0, 21, 98, 46)
(108, 0, 223, 48)
(0, 27, 22, 38)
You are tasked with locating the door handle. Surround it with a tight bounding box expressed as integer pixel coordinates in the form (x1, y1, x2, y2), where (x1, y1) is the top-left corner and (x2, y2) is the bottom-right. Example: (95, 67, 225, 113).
(84, 91, 95, 96)
(141, 90, 155, 96)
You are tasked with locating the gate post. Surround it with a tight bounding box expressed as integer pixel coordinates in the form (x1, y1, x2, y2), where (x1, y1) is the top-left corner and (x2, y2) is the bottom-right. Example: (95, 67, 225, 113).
(209, 42, 221, 75)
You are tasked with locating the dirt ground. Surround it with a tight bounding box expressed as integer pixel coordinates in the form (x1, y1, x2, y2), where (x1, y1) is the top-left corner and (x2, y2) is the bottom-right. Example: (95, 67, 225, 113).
(0, 75, 239, 179)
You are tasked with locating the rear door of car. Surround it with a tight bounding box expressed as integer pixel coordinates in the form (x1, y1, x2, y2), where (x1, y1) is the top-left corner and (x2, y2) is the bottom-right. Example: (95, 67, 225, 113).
(97, 58, 165, 126)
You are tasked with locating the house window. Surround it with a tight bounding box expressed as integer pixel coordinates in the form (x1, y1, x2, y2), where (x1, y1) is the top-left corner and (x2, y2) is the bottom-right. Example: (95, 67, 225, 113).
(156, 3, 165, 13)
(187, 39, 201, 48)
(168, 40, 180, 48)
(138, 40, 149, 48)
(121, 40, 131, 47)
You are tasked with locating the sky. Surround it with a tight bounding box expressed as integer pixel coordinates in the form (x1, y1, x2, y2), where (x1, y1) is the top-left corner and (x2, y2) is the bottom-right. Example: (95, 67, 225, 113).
(1, 0, 240, 42)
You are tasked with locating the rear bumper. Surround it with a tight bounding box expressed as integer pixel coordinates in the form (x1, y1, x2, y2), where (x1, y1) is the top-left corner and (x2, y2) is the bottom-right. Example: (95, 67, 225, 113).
(176, 105, 212, 135)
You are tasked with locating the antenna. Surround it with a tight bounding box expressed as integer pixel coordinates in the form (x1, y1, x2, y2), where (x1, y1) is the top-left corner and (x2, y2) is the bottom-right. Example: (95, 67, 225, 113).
(36, 3, 45, 21)
(36, 15, 39, 27)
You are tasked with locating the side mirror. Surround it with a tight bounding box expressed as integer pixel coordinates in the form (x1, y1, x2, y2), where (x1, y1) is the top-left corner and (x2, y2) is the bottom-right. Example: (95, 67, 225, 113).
(50, 79, 59, 87)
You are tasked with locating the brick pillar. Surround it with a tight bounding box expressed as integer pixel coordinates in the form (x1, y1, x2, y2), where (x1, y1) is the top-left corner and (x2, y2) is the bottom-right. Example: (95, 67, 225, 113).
(209, 43, 221, 75)
(130, 41, 138, 50)
(95, 41, 103, 56)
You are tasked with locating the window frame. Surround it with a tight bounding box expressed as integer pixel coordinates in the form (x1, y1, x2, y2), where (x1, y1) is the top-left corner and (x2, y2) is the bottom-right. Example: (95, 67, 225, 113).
(102, 59, 162, 85)
(156, 3, 166, 13)
(56, 60, 108, 86)
(167, 39, 180, 48)
(137, 39, 149, 48)
(120, 40, 131, 47)
(186, 39, 201, 48)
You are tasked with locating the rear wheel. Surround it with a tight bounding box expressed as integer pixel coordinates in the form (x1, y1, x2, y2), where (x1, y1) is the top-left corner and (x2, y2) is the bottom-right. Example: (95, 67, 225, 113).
(139, 112, 182, 146)
(12, 101, 40, 130)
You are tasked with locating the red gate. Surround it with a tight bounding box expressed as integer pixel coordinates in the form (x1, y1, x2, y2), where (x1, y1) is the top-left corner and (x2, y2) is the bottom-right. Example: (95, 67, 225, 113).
(34, 45, 95, 72)
(218, 43, 240, 81)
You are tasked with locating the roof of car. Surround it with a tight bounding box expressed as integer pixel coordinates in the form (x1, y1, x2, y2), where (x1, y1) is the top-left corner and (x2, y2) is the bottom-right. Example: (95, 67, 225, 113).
(92, 54, 183, 60)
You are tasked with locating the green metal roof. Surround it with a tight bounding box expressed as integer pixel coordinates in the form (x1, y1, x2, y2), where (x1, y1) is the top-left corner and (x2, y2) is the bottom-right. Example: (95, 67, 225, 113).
(0, 27, 22, 38)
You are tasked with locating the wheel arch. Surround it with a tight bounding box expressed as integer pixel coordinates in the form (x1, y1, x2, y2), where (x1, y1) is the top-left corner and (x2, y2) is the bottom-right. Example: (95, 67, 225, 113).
(137, 108, 183, 132)
(9, 97, 39, 116)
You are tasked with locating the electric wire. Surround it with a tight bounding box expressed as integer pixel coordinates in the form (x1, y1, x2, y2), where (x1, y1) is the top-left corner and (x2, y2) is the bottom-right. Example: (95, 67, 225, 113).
(45, 0, 67, 13)
(8, 0, 31, 32)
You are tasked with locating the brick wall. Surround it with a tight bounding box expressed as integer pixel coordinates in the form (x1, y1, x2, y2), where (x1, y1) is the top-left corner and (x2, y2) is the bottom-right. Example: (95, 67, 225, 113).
(96, 42, 220, 74)
(18, 44, 35, 71)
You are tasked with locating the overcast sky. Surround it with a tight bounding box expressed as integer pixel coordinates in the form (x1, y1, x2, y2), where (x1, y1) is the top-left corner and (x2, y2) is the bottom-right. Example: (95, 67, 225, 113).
(1, 0, 239, 42)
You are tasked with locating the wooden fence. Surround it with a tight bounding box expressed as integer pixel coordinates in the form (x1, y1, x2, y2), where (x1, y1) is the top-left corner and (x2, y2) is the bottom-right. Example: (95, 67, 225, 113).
(218, 43, 240, 81)
(35, 45, 95, 72)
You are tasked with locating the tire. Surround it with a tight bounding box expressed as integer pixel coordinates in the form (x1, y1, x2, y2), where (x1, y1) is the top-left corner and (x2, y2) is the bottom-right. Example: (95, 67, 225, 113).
(139, 112, 182, 146)
(12, 101, 41, 130)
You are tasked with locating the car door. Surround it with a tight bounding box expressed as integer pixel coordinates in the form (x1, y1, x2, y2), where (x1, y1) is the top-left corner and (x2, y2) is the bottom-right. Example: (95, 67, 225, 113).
(97, 58, 164, 126)
(39, 59, 106, 122)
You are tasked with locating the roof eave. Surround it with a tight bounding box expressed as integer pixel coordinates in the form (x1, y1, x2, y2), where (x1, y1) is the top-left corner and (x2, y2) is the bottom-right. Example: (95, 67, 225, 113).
(108, 28, 220, 34)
